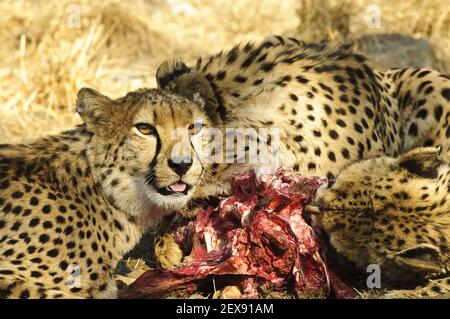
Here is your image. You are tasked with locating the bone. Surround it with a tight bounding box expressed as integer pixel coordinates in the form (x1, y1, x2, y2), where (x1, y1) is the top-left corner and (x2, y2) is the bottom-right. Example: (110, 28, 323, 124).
(304, 205, 321, 214)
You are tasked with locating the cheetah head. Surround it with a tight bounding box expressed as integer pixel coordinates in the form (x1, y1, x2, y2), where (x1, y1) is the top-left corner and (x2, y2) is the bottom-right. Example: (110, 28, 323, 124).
(76, 87, 212, 222)
(307, 147, 450, 286)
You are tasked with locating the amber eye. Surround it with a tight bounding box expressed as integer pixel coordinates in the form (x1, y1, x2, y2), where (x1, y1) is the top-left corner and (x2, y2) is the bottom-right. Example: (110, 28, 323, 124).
(188, 123, 203, 135)
(135, 123, 156, 136)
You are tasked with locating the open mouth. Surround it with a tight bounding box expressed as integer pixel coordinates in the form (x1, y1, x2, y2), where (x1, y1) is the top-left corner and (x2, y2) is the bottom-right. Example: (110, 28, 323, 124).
(156, 181, 190, 196)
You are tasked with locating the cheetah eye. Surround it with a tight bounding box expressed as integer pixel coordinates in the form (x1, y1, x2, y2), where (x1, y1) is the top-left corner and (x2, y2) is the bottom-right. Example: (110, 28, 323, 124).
(135, 123, 156, 136)
(188, 123, 203, 135)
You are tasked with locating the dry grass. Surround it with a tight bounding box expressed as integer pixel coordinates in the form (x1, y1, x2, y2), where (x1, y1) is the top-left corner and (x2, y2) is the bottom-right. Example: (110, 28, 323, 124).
(0, 0, 449, 143)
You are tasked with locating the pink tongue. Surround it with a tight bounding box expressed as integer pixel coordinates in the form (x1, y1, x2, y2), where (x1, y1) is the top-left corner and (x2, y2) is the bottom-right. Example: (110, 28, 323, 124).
(169, 182, 187, 192)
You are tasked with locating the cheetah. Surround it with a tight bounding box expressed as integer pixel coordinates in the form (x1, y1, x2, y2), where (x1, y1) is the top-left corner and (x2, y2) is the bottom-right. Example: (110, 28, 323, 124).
(155, 36, 450, 203)
(309, 147, 449, 298)
(0, 87, 212, 298)
(154, 35, 450, 298)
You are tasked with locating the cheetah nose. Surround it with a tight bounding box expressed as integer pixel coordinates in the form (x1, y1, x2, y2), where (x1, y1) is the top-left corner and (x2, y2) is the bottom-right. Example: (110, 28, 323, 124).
(168, 157, 192, 176)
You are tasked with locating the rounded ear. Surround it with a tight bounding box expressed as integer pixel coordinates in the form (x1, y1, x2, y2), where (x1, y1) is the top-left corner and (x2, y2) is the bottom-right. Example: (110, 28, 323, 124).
(76, 88, 113, 132)
(156, 60, 221, 124)
(156, 59, 191, 90)
(398, 147, 441, 178)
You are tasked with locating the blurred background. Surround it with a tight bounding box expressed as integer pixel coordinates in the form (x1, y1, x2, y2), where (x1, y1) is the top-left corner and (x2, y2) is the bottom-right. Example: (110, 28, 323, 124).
(0, 0, 449, 144)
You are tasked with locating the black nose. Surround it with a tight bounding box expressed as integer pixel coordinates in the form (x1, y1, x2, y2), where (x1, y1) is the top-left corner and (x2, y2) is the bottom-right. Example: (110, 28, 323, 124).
(168, 157, 192, 176)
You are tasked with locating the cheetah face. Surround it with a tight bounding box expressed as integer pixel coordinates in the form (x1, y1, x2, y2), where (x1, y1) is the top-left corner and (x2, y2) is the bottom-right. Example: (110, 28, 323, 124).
(307, 147, 448, 283)
(76, 88, 212, 218)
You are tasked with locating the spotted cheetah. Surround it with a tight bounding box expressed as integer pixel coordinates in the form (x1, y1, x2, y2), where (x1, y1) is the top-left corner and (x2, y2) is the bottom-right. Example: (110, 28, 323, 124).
(309, 147, 449, 298)
(156, 36, 450, 203)
(154, 36, 450, 298)
(0, 87, 212, 298)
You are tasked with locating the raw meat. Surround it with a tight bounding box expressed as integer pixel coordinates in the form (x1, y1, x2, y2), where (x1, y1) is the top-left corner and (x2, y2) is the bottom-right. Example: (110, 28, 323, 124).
(119, 170, 354, 299)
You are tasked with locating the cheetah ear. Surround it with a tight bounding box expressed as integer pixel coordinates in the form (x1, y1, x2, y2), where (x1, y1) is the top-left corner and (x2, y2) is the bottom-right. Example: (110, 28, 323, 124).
(398, 147, 441, 178)
(156, 60, 221, 124)
(76, 88, 113, 133)
(156, 59, 191, 90)
(392, 244, 442, 274)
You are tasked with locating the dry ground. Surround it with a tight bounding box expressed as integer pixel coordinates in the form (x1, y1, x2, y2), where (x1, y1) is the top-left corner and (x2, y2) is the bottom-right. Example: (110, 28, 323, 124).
(0, 0, 449, 143)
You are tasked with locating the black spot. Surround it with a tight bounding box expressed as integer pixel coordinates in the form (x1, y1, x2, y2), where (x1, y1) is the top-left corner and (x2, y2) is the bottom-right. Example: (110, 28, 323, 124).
(0, 269, 14, 275)
(47, 249, 59, 257)
(29, 197, 39, 206)
(332, 75, 345, 84)
(216, 70, 226, 80)
(446, 126, 450, 138)
(48, 193, 57, 200)
(408, 122, 418, 136)
(323, 104, 332, 115)
(336, 119, 346, 127)
(10, 221, 21, 231)
(341, 148, 350, 159)
(29, 218, 40, 227)
(3, 248, 14, 257)
(226, 47, 238, 64)
(441, 88, 450, 101)
(294, 135, 303, 142)
(64, 226, 74, 235)
(39, 234, 50, 244)
(434, 105, 443, 122)
(19, 289, 30, 299)
(113, 220, 123, 231)
(43, 221, 53, 229)
(329, 130, 339, 140)
(56, 216, 65, 224)
(0, 180, 10, 189)
(417, 70, 431, 78)
(328, 152, 336, 162)
(59, 261, 69, 271)
(42, 205, 51, 214)
(27, 246, 36, 254)
(296, 75, 309, 84)
(253, 78, 263, 85)
(354, 123, 363, 133)
(261, 62, 275, 72)
(11, 191, 24, 199)
(12, 206, 22, 215)
(416, 109, 428, 119)
(233, 75, 247, 83)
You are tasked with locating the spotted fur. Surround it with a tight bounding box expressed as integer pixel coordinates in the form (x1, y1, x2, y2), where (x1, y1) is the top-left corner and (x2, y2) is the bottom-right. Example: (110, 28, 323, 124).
(0, 88, 211, 298)
(312, 147, 450, 298)
(155, 35, 450, 298)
